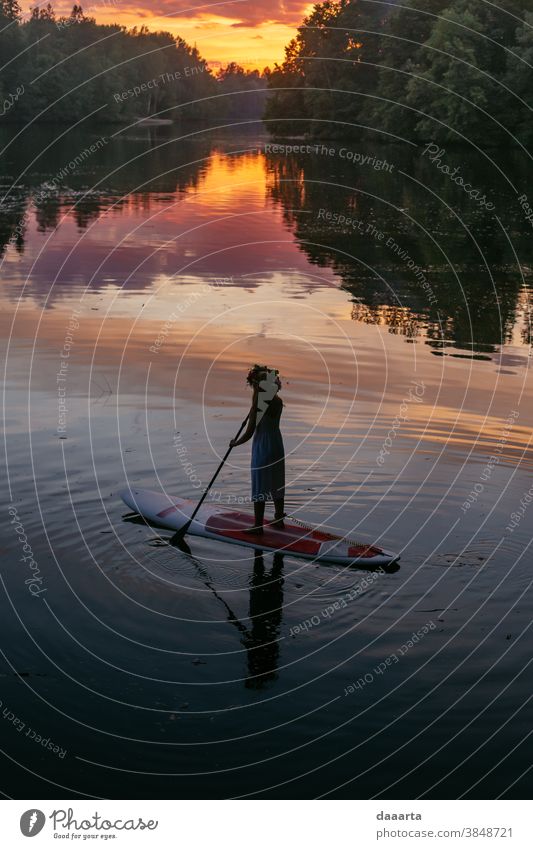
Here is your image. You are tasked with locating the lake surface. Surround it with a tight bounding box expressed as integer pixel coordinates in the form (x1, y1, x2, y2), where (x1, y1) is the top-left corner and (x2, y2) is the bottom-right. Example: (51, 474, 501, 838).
(1, 123, 532, 799)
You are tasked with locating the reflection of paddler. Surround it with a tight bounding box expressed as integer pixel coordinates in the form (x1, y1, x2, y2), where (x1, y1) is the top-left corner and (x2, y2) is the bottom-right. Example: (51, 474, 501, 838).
(168, 540, 285, 690)
(230, 364, 286, 535)
(243, 552, 284, 690)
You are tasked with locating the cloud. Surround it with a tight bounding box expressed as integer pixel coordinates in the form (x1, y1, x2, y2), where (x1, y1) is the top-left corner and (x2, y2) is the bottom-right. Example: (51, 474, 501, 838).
(114, 0, 309, 28)
(193, 20, 224, 29)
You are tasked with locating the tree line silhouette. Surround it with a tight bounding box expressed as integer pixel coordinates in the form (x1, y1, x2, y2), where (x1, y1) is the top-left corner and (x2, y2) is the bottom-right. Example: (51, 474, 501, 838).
(0, 0, 268, 124)
(265, 0, 533, 147)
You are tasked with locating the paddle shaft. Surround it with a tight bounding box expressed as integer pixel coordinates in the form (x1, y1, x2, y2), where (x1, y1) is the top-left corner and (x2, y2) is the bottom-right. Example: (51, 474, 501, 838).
(176, 413, 250, 538)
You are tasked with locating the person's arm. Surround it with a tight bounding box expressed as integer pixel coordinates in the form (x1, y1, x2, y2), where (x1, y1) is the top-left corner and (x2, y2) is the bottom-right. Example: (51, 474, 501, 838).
(230, 389, 258, 447)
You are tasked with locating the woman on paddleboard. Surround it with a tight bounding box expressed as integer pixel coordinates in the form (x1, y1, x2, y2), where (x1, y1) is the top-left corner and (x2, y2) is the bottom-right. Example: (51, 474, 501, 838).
(230, 364, 285, 534)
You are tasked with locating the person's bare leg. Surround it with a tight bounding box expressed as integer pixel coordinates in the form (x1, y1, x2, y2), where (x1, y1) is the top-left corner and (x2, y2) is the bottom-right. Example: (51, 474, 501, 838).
(271, 497, 285, 528)
(244, 499, 265, 534)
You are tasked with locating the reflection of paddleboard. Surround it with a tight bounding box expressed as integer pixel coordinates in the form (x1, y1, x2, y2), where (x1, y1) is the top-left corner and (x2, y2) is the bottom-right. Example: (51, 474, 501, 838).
(120, 488, 399, 567)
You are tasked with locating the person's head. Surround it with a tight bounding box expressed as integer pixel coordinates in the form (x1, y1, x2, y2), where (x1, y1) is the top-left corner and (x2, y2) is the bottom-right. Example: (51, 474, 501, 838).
(246, 364, 281, 393)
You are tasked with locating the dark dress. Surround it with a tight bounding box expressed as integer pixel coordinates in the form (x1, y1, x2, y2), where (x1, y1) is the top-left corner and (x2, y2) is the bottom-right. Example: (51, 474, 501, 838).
(251, 395, 285, 502)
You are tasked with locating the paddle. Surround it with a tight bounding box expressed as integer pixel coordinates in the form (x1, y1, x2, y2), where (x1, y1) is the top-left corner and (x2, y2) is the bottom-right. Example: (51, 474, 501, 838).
(172, 412, 250, 542)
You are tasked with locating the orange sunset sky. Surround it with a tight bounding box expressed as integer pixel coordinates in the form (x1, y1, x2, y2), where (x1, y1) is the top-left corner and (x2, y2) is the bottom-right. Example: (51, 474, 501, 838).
(24, 0, 314, 69)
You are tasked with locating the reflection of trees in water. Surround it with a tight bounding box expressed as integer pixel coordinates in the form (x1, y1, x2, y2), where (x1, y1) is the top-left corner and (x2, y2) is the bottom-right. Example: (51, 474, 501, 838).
(0, 126, 215, 258)
(265, 145, 533, 355)
(516, 288, 533, 349)
(351, 302, 422, 339)
(521, 321, 532, 349)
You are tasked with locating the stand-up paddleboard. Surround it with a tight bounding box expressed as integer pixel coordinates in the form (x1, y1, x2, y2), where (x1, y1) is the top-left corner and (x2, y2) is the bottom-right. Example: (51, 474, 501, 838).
(120, 488, 399, 567)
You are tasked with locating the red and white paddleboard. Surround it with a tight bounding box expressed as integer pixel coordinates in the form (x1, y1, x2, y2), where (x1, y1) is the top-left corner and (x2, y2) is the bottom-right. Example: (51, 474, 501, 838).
(120, 488, 399, 567)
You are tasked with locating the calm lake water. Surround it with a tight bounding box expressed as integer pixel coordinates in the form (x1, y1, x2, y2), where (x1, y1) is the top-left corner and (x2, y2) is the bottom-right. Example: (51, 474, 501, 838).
(1, 124, 532, 799)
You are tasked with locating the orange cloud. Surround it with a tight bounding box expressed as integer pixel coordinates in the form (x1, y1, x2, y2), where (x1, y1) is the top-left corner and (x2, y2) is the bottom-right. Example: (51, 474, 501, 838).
(33, 1, 314, 68)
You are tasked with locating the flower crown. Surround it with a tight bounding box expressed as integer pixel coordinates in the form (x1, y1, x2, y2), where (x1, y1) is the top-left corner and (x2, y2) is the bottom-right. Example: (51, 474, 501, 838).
(246, 364, 281, 388)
